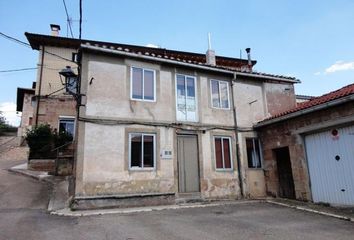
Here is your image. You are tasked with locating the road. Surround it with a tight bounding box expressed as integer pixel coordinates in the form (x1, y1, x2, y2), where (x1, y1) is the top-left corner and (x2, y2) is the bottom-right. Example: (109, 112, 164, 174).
(0, 144, 353, 240)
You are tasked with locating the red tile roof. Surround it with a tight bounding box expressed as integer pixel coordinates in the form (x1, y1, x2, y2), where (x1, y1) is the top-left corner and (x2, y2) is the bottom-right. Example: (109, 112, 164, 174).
(259, 83, 354, 124)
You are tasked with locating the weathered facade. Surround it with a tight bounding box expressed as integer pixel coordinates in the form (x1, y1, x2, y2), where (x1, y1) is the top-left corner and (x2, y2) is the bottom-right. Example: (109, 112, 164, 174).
(25, 28, 301, 207)
(256, 84, 354, 205)
(16, 87, 35, 139)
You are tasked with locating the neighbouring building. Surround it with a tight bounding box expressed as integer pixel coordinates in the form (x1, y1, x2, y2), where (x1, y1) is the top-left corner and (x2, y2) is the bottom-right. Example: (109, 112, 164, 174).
(255, 84, 354, 206)
(296, 94, 315, 105)
(25, 25, 302, 208)
(16, 83, 35, 141)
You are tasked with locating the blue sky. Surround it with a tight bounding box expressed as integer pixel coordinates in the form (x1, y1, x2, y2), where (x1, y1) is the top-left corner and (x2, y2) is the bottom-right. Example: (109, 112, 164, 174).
(1, 0, 354, 125)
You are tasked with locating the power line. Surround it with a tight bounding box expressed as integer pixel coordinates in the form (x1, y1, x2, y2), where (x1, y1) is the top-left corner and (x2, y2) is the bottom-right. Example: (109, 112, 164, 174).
(62, 0, 74, 38)
(79, 0, 82, 39)
(0, 32, 75, 63)
(0, 67, 37, 73)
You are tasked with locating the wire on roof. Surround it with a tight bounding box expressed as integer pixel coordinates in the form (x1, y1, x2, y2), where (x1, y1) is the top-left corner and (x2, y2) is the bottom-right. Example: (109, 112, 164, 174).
(62, 0, 74, 38)
(0, 32, 75, 63)
(0, 67, 38, 73)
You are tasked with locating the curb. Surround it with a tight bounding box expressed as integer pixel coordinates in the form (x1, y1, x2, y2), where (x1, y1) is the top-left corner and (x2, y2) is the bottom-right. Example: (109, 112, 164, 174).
(266, 200, 354, 222)
(8, 167, 52, 183)
(51, 200, 263, 217)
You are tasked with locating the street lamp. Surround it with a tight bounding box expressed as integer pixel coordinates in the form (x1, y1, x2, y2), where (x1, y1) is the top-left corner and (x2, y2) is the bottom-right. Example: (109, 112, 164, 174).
(59, 66, 78, 95)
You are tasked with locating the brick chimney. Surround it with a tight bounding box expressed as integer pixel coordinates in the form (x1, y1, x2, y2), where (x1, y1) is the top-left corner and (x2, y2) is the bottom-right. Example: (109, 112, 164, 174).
(50, 24, 61, 36)
(206, 33, 216, 66)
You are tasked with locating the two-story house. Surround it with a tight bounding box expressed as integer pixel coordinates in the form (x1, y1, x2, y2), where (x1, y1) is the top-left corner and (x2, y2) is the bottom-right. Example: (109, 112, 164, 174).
(26, 26, 299, 208)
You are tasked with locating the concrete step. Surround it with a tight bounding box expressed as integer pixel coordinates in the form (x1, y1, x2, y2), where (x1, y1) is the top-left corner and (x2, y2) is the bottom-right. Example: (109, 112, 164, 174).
(175, 192, 203, 204)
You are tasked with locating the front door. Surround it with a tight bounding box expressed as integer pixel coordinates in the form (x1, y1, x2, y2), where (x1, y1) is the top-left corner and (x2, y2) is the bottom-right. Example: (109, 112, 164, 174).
(274, 147, 296, 199)
(177, 135, 200, 193)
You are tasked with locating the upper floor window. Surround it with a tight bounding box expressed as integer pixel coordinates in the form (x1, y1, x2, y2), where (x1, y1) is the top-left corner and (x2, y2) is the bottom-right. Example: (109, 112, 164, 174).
(129, 133, 156, 170)
(59, 117, 75, 137)
(131, 67, 155, 101)
(210, 80, 230, 109)
(176, 74, 197, 122)
(246, 138, 262, 168)
(214, 136, 233, 170)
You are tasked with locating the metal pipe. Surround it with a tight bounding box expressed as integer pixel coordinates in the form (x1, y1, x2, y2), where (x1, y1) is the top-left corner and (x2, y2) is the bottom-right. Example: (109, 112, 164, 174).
(35, 45, 45, 126)
(231, 73, 244, 197)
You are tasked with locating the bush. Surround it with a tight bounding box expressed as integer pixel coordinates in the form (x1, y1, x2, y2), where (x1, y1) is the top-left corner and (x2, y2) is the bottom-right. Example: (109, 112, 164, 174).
(25, 124, 73, 159)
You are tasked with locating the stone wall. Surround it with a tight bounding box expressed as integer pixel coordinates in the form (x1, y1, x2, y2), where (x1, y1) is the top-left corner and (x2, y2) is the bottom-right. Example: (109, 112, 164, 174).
(257, 101, 354, 201)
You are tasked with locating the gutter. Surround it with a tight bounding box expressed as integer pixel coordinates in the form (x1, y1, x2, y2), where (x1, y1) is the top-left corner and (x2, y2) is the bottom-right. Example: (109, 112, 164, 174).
(80, 44, 300, 84)
(255, 94, 354, 128)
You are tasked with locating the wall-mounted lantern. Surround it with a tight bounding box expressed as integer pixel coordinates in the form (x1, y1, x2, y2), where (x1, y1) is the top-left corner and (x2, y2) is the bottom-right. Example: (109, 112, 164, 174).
(59, 66, 78, 95)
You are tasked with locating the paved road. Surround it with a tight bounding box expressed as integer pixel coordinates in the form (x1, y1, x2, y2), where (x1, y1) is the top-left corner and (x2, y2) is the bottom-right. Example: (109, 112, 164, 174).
(0, 147, 353, 240)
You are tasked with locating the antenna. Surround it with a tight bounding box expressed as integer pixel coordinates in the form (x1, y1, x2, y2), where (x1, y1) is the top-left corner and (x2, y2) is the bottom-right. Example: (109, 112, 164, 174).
(208, 33, 212, 50)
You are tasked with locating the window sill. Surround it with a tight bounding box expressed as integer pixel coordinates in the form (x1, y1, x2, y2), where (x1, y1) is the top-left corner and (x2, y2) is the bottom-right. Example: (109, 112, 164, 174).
(130, 98, 156, 103)
(215, 168, 234, 172)
(129, 167, 156, 172)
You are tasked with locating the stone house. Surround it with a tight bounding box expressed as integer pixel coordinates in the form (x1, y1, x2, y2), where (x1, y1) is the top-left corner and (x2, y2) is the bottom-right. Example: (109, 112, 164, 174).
(16, 83, 35, 140)
(255, 84, 354, 206)
(25, 25, 300, 208)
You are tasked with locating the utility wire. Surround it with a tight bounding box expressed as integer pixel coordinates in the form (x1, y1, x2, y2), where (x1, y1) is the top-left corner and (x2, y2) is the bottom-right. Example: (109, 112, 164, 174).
(62, 0, 74, 38)
(0, 67, 37, 73)
(0, 32, 75, 63)
(79, 0, 82, 39)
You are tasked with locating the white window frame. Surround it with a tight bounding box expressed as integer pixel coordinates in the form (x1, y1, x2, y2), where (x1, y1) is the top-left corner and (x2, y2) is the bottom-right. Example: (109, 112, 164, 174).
(246, 138, 263, 169)
(214, 136, 233, 171)
(130, 66, 156, 102)
(58, 116, 75, 137)
(175, 74, 198, 122)
(210, 79, 230, 110)
(128, 133, 156, 171)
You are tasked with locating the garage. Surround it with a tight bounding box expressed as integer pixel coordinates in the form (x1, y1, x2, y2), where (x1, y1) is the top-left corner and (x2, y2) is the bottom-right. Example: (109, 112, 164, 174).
(305, 125, 354, 205)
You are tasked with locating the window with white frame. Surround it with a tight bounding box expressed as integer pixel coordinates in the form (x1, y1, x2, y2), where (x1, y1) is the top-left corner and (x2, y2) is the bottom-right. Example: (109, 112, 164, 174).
(129, 133, 156, 169)
(210, 80, 230, 109)
(176, 74, 197, 122)
(246, 138, 262, 168)
(214, 136, 232, 170)
(131, 67, 155, 101)
(58, 117, 75, 137)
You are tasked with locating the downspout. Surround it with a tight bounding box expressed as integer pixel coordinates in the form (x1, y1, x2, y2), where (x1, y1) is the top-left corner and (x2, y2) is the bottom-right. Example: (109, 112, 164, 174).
(231, 72, 244, 197)
(35, 45, 45, 126)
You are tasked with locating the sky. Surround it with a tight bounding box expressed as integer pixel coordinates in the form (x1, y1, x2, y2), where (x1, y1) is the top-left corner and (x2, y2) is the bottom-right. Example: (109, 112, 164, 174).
(1, 0, 354, 126)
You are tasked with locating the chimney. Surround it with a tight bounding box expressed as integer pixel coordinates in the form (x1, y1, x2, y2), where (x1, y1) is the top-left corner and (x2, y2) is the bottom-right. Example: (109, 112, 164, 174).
(206, 33, 216, 66)
(245, 48, 252, 72)
(50, 24, 61, 36)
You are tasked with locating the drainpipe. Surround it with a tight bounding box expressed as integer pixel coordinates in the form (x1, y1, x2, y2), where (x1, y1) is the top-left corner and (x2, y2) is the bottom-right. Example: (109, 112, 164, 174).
(35, 45, 45, 126)
(231, 72, 244, 197)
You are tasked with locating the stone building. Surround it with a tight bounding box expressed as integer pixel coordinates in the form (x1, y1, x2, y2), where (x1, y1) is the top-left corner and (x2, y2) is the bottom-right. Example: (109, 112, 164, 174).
(16, 84, 35, 140)
(25, 25, 301, 208)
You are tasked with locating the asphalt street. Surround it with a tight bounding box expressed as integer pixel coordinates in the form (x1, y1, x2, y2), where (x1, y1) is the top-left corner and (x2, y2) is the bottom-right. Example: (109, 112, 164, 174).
(0, 146, 353, 240)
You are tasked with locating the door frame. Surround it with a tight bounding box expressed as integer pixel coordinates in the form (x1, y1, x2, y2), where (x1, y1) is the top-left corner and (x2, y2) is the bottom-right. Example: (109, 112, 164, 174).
(176, 133, 201, 193)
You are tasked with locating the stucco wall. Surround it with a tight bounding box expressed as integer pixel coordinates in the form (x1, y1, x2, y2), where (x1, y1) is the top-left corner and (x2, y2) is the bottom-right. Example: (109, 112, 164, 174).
(257, 101, 354, 201)
(18, 92, 34, 137)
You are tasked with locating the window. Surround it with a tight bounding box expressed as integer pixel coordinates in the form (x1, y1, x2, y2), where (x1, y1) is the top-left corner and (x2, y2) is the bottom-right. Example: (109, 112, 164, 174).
(131, 67, 155, 101)
(176, 74, 197, 122)
(214, 136, 232, 170)
(59, 118, 75, 137)
(129, 133, 156, 169)
(246, 138, 262, 168)
(210, 80, 230, 109)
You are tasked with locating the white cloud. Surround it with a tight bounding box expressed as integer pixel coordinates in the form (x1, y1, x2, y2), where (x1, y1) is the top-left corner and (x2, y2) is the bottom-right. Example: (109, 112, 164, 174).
(325, 61, 354, 74)
(314, 71, 322, 76)
(0, 102, 21, 127)
(146, 43, 160, 48)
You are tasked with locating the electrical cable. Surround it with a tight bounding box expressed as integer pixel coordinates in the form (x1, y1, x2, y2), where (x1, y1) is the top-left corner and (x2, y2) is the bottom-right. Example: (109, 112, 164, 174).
(79, 0, 82, 39)
(0, 67, 37, 73)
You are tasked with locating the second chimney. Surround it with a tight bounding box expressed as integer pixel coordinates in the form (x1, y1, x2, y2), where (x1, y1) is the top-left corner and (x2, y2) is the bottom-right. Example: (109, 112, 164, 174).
(50, 24, 61, 37)
(206, 49, 216, 66)
(245, 48, 252, 72)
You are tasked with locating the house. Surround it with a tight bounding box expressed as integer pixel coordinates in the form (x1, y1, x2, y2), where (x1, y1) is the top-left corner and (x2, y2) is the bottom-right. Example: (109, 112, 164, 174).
(25, 25, 300, 208)
(296, 94, 315, 105)
(16, 82, 35, 141)
(255, 84, 354, 205)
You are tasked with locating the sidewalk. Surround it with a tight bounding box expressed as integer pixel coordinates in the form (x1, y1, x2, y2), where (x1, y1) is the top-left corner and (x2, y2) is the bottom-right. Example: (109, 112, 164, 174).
(8, 163, 354, 221)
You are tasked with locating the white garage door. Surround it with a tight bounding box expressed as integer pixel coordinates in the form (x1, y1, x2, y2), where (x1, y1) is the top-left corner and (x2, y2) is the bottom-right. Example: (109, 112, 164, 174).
(305, 125, 354, 205)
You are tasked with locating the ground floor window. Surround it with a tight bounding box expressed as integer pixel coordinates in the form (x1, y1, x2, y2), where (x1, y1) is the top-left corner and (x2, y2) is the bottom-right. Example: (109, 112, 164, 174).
(246, 138, 262, 168)
(129, 133, 156, 169)
(58, 117, 75, 137)
(214, 136, 232, 170)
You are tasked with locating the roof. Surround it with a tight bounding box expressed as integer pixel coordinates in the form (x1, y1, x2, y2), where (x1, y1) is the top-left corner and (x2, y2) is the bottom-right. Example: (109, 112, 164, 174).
(16, 87, 35, 112)
(25, 32, 255, 70)
(256, 83, 354, 127)
(25, 32, 300, 83)
(296, 94, 316, 100)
